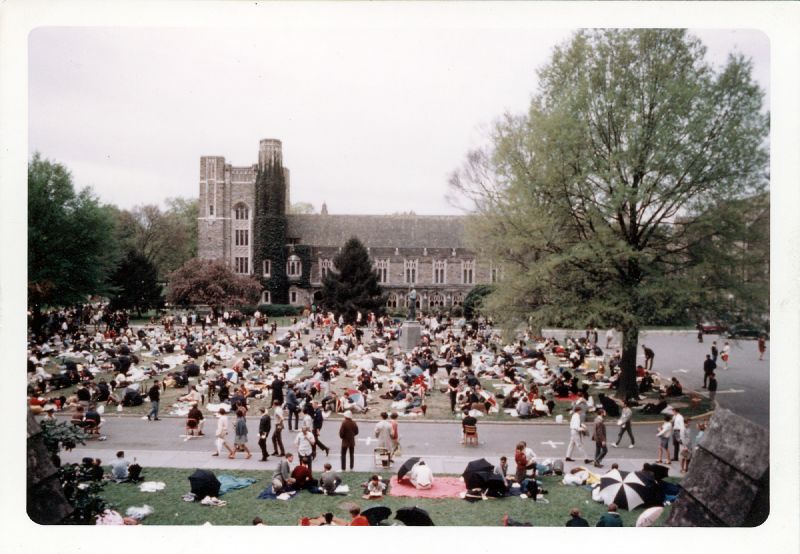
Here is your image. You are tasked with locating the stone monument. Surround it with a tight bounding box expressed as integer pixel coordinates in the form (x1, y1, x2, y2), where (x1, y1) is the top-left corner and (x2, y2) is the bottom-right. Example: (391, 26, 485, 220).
(398, 289, 421, 351)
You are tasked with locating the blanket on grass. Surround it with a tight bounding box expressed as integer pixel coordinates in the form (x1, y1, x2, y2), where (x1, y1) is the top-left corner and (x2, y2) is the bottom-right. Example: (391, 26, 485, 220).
(388, 476, 465, 499)
(218, 475, 257, 495)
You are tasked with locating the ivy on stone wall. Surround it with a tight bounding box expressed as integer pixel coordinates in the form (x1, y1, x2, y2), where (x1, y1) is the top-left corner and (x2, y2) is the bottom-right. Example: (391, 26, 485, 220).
(253, 157, 289, 304)
(293, 244, 312, 290)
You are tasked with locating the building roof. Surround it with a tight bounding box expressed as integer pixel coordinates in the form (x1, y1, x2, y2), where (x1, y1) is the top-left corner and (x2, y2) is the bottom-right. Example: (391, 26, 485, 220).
(286, 214, 468, 249)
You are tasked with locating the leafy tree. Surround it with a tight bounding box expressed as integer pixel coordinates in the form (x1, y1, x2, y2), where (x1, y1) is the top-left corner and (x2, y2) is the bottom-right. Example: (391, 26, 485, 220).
(320, 237, 386, 323)
(450, 30, 768, 400)
(289, 201, 316, 214)
(108, 250, 164, 315)
(463, 284, 495, 319)
(28, 153, 120, 307)
(166, 258, 262, 312)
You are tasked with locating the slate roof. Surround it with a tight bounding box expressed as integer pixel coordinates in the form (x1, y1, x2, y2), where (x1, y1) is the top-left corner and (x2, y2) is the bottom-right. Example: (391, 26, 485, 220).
(286, 214, 468, 249)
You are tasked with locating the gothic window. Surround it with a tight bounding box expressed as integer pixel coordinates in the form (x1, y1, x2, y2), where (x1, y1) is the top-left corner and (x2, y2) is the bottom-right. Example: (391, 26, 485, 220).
(234, 204, 249, 220)
(375, 259, 389, 284)
(430, 293, 445, 307)
(453, 293, 465, 307)
(234, 257, 249, 274)
(433, 260, 447, 284)
(262, 259, 271, 277)
(287, 254, 302, 277)
(320, 258, 334, 280)
(404, 259, 417, 284)
(209, 204, 214, 216)
(235, 229, 249, 246)
(491, 264, 502, 283)
(462, 259, 474, 285)
(387, 293, 398, 309)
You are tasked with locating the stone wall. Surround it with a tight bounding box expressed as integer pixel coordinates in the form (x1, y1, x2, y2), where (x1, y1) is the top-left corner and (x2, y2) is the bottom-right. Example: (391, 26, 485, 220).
(666, 407, 769, 527)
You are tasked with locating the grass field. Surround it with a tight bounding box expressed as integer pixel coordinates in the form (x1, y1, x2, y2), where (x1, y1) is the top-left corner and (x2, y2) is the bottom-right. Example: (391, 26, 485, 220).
(96, 468, 674, 526)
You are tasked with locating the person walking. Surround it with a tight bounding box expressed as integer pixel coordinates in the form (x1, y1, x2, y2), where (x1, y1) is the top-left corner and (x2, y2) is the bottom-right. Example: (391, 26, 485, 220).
(339, 411, 359, 471)
(231, 408, 252, 459)
(757, 335, 766, 361)
(270, 400, 286, 457)
(642, 345, 655, 371)
(212, 408, 235, 457)
(702, 355, 717, 388)
(285, 385, 299, 431)
(721, 341, 731, 370)
(311, 401, 330, 458)
(564, 406, 589, 463)
(592, 410, 608, 468)
(612, 400, 635, 448)
(146, 380, 160, 421)
(671, 408, 685, 462)
(257, 407, 271, 462)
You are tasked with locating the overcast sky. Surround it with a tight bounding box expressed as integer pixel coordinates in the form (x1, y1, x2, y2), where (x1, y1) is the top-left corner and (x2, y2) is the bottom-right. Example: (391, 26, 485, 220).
(28, 26, 769, 215)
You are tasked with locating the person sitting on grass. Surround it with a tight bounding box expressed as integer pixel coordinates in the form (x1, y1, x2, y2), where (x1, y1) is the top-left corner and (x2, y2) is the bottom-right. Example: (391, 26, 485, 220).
(271, 452, 296, 494)
(596, 503, 623, 527)
(110, 450, 130, 482)
(362, 474, 387, 499)
(409, 460, 434, 490)
(565, 508, 589, 527)
(290, 457, 314, 490)
(348, 506, 370, 526)
(319, 463, 342, 495)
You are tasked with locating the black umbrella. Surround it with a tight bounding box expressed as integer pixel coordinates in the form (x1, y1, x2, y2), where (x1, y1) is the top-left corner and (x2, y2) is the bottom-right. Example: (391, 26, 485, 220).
(398, 457, 421, 481)
(188, 469, 220, 500)
(598, 469, 660, 511)
(362, 506, 392, 526)
(462, 459, 507, 497)
(395, 506, 434, 526)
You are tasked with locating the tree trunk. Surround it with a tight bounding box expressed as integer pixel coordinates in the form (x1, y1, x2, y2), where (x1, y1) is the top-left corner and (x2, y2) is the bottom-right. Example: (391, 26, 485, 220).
(616, 326, 639, 401)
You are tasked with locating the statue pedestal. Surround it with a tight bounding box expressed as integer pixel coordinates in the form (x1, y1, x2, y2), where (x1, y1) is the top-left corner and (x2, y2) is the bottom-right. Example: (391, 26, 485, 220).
(398, 321, 422, 352)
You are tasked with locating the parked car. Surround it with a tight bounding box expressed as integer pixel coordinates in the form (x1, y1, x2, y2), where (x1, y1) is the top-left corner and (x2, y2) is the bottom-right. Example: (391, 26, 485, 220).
(698, 322, 727, 334)
(727, 325, 768, 340)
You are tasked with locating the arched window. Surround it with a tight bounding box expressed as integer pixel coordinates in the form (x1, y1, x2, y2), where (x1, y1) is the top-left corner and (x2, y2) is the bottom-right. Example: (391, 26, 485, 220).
(387, 293, 398, 309)
(287, 254, 302, 277)
(453, 293, 465, 307)
(430, 293, 445, 307)
(234, 204, 249, 220)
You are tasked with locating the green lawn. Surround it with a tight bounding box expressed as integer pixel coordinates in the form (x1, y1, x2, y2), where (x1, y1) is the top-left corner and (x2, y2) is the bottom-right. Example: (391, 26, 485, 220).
(96, 468, 674, 526)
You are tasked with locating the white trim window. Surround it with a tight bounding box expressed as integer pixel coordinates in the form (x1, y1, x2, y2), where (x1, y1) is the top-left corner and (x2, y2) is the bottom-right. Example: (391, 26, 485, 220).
(375, 259, 389, 284)
(462, 259, 474, 285)
(234, 256, 249, 274)
(319, 258, 334, 280)
(290, 290, 298, 304)
(287, 254, 302, 278)
(261, 290, 271, 304)
(404, 259, 417, 284)
(490, 264, 502, 283)
(262, 259, 271, 277)
(235, 229, 249, 246)
(433, 259, 447, 284)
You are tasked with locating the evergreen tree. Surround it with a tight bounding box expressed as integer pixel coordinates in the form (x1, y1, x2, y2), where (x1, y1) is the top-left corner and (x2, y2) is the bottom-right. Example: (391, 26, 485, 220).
(108, 250, 164, 316)
(320, 237, 386, 323)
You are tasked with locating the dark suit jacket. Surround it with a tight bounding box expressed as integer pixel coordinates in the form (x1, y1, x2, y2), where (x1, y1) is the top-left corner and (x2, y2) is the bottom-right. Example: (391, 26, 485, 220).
(339, 419, 359, 447)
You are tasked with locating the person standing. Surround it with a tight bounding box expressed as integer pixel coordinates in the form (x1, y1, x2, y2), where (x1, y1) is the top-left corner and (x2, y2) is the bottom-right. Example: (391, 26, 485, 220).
(656, 415, 673, 464)
(605, 328, 614, 349)
(285, 385, 299, 431)
(671, 408, 685, 462)
(702, 355, 717, 389)
(294, 425, 316, 471)
(710, 341, 719, 364)
(213, 408, 235, 457)
(311, 401, 330, 458)
(231, 408, 252, 459)
(374, 412, 393, 459)
(257, 407, 272, 462)
(757, 335, 766, 361)
(447, 373, 460, 414)
(147, 380, 160, 421)
(721, 341, 731, 370)
(612, 400, 635, 448)
(389, 412, 401, 458)
(565, 406, 589, 463)
(592, 410, 608, 468)
(708, 372, 718, 404)
(271, 374, 285, 407)
(271, 400, 286, 457)
(642, 345, 655, 371)
(339, 410, 359, 471)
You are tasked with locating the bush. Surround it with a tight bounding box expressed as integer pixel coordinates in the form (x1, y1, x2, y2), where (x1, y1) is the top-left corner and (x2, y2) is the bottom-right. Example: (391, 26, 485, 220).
(256, 304, 303, 317)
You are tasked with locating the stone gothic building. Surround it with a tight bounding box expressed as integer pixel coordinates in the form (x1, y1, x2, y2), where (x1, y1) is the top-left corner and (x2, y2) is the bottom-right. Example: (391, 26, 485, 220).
(198, 138, 499, 311)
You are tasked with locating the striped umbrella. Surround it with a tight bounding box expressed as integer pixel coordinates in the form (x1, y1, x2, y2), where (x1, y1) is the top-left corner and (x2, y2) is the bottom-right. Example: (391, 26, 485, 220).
(598, 470, 659, 511)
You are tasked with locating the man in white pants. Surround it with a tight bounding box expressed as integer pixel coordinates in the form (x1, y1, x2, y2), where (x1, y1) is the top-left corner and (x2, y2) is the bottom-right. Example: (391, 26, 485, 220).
(565, 407, 590, 463)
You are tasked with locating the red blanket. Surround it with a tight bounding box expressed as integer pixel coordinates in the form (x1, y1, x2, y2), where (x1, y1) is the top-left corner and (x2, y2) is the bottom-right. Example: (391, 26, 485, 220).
(388, 476, 465, 499)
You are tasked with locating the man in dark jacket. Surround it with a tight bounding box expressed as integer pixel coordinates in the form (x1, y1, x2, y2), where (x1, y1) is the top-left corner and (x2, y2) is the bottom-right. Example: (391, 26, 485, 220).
(311, 401, 330, 458)
(257, 407, 272, 462)
(271, 375, 284, 407)
(285, 386, 299, 431)
(147, 380, 160, 421)
(565, 508, 589, 527)
(592, 410, 608, 468)
(703, 355, 717, 388)
(339, 411, 359, 471)
(596, 503, 623, 526)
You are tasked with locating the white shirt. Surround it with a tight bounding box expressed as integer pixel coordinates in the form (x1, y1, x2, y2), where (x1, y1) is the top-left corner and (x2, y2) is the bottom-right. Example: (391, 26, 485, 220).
(410, 464, 434, 488)
(672, 413, 685, 433)
(570, 412, 582, 431)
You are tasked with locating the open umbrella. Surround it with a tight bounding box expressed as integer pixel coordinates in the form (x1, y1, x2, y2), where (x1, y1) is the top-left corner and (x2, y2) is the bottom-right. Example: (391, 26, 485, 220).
(462, 459, 507, 497)
(598, 470, 660, 511)
(397, 457, 421, 481)
(395, 506, 434, 526)
(362, 506, 392, 526)
(636, 506, 665, 527)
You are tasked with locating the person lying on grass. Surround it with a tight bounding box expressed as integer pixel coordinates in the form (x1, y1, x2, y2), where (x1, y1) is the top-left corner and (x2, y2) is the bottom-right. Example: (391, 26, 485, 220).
(362, 474, 387, 499)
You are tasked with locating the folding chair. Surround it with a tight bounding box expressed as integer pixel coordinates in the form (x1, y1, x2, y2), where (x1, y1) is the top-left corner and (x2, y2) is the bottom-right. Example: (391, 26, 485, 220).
(462, 425, 478, 446)
(374, 447, 392, 467)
